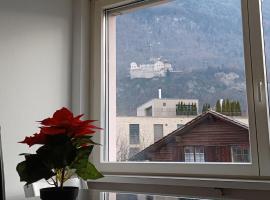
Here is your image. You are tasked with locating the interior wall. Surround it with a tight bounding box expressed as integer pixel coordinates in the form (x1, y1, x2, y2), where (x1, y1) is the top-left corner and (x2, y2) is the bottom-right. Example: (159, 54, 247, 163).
(0, 0, 73, 199)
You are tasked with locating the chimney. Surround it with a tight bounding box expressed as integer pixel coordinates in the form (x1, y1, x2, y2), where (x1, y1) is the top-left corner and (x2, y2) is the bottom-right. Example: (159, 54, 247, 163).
(158, 89, 162, 99)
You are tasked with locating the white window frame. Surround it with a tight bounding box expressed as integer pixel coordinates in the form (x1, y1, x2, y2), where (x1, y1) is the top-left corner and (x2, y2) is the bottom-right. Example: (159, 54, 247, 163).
(231, 146, 250, 163)
(89, 0, 270, 177)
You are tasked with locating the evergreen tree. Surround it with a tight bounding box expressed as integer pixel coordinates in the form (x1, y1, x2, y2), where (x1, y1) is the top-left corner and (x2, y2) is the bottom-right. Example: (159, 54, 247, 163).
(192, 103, 197, 115)
(176, 102, 181, 115)
(221, 100, 226, 115)
(180, 101, 184, 114)
(230, 101, 235, 116)
(202, 104, 206, 113)
(202, 103, 210, 113)
(216, 100, 221, 113)
(236, 101, 242, 116)
(225, 99, 230, 116)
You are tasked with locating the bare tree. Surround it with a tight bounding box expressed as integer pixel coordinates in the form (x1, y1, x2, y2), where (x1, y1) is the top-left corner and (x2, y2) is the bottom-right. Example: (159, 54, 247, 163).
(116, 131, 151, 162)
(116, 134, 129, 161)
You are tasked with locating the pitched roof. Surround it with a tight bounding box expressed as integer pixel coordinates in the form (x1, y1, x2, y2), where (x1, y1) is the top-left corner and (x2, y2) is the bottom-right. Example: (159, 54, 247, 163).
(129, 110, 248, 161)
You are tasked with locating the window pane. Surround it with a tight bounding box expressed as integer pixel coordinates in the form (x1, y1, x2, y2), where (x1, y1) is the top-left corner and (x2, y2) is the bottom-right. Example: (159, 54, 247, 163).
(129, 124, 140, 144)
(262, 0, 270, 102)
(154, 124, 163, 142)
(107, 0, 251, 163)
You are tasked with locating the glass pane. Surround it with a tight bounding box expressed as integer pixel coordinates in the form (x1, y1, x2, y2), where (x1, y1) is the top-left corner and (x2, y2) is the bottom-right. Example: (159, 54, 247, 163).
(105, 192, 212, 200)
(154, 124, 164, 142)
(262, 0, 270, 100)
(106, 0, 251, 163)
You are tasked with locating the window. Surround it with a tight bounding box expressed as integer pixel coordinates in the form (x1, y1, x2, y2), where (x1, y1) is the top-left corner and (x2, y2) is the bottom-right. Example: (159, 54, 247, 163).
(195, 146, 205, 163)
(145, 106, 152, 116)
(154, 124, 163, 142)
(184, 146, 205, 163)
(91, 0, 270, 177)
(262, 0, 270, 105)
(105, 0, 253, 164)
(184, 146, 195, 163)
(231, 146, 250, 163)
(129, 124, 140, 144)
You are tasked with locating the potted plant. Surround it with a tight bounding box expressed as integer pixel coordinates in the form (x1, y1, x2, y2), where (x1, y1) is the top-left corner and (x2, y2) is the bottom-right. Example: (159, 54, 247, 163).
(16, 107, 103, 200)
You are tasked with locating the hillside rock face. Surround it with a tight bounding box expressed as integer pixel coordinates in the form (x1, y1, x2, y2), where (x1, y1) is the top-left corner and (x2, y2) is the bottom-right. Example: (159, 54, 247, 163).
(115, 0, 270, 116)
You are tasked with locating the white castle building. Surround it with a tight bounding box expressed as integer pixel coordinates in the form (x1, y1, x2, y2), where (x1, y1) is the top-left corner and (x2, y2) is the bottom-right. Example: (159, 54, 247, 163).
(130, 59, 173, 79)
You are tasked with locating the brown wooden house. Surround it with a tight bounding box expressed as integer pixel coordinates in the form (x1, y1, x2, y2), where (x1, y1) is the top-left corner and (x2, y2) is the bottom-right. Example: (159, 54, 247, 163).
(130, 111, 250, 163)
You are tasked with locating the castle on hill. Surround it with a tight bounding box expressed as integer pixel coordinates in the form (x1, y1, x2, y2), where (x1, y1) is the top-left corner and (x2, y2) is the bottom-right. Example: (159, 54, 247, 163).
(129, 58, 173, 79)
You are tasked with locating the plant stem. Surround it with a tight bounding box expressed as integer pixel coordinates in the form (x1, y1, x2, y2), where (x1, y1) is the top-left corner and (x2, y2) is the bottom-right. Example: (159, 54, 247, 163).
(60, 167, 65, 188)
(50, 178, 58, 187)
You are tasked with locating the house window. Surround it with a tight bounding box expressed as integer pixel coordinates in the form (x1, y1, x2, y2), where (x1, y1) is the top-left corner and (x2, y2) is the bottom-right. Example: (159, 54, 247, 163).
(154, 124, 163, 142)
(231, 146, 250, 163)
(184, 146, 205, 163)
(195, 146, 205, 162)
(91, 0, 270, 177)
(184, 146, 195, 162)
(129, 124, 140, 144)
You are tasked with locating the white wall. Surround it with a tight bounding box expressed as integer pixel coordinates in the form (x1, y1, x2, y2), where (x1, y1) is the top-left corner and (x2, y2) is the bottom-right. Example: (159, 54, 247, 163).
(0, 0, 73, 199)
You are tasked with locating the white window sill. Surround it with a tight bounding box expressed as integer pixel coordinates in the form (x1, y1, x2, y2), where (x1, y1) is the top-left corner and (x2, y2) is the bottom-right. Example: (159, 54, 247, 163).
(88, 174, 270, 191)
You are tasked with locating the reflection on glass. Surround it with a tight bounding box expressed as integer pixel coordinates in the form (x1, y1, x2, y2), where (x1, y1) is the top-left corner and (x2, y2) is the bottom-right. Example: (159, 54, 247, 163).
(105, 192, 212, 200)
(106, 0, 251, 163)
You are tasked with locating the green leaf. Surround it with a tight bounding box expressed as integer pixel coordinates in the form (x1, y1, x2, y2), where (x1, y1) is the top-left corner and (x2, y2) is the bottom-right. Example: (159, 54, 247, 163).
(16, 154, 55, 185)
(36, 135, 77, 169)
(72, 136, 100, 148)
(72, 158, 103, 180)
(74, 146, 94, 161)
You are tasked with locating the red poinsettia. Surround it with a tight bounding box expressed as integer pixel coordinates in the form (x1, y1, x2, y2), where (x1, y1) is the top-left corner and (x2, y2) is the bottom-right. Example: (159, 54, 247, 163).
(20, 107, 101, 147)
(17, 107, 103, 187)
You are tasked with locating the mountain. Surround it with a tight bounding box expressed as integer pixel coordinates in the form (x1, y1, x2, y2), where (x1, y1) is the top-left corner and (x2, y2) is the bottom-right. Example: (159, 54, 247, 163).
(115, 0, 270, 116)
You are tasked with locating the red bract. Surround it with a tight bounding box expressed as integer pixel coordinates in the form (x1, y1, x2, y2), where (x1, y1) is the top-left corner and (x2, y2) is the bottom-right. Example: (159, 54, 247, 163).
(20, 107, 101, 147)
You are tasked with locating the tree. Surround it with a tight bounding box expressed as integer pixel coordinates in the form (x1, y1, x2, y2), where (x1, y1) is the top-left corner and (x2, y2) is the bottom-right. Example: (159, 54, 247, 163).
(192, 103, 197, 115)
(225, 99, 230, 116)
(202, 103, 210, 113)
(230, 101, 236, 116)
(221, 99, 226, 115)
(236, 101, 242, 116)
(215, 100, 221, 113)
(176, 102, 181, 115)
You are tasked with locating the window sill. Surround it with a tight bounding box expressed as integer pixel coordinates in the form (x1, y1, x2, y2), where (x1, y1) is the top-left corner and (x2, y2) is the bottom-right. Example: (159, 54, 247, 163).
(88, 174, 270, 191)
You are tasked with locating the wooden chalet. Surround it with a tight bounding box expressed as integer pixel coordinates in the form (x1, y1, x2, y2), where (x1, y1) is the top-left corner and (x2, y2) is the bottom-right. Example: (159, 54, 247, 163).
(130, 111, 250, 163)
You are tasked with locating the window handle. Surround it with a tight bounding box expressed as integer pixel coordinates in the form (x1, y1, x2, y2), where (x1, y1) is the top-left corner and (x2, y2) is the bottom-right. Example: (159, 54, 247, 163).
(258, 81, 263, 103)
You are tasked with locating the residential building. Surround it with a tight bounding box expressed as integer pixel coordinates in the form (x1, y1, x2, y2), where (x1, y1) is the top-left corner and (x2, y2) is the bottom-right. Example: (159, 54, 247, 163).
(137, 98, 199, 117)
(130, 111, 250, 163)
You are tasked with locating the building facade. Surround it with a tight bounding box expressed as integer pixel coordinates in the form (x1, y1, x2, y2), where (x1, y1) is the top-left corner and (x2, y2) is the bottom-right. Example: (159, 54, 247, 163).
(130, 60, 173, 79)
(137, 98, 199, 117)
(130, 111, 250, 163)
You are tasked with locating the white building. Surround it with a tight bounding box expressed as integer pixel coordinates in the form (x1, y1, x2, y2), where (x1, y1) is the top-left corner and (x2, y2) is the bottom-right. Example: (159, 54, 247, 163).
(130, 60, 173, 79)
(137, 98, 199, 117)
